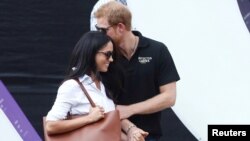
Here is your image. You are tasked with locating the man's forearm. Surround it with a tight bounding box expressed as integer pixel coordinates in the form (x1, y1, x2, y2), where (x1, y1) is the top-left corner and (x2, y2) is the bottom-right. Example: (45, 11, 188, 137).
(130, 92, 175, 115)
(129, 82, 177, 115)
(117, 82, 177, 119)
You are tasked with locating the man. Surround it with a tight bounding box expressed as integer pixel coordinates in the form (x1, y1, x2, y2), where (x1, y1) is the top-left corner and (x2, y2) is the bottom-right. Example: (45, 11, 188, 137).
(95, 1, 180, 141)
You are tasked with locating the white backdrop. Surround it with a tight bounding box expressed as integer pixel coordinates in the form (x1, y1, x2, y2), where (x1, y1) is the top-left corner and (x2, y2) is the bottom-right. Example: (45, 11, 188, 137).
(128, 0, 250, 140)
(0, 109, 23, 141)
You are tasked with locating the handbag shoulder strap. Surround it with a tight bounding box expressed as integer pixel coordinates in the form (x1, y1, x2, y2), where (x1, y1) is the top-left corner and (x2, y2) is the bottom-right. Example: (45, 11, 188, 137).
(74, 78, 96, 107)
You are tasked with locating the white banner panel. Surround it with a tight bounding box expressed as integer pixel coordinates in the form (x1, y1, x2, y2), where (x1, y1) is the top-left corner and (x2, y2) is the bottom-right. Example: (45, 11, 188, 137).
(128, 0, 250, 140)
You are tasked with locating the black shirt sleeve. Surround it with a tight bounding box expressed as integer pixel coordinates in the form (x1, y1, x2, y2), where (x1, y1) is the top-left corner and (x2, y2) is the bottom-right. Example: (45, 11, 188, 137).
(157, 43, 180, 86)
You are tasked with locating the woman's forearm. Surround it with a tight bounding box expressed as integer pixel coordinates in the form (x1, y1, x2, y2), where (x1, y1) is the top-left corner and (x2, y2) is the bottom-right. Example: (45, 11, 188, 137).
(45, 115, 95, 135)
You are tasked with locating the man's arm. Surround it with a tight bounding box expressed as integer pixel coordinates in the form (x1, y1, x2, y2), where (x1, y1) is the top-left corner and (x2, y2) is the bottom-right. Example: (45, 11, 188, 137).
(117, 81, 177, 119)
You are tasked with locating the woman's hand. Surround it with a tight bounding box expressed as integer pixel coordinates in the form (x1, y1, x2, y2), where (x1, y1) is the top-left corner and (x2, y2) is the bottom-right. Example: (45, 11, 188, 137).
(87, 105, 105, 122)
(127, 126, 149, 141)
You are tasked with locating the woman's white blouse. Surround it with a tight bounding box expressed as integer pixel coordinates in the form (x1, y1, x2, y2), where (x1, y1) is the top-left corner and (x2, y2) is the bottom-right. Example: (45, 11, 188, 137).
(46, 75, 115, 121)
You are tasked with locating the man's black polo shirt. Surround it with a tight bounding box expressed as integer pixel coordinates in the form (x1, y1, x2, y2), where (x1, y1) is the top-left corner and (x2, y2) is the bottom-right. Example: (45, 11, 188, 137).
(116, 31, 180, 136)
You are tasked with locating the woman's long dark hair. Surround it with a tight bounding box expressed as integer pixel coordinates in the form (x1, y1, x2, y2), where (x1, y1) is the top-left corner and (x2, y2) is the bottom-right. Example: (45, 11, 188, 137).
(65, 31, 112, 80)
(63, 31, 124, 100)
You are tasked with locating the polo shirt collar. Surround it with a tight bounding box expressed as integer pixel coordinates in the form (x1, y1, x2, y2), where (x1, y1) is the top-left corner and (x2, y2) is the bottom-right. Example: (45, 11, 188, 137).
(132, 31, 149, 48)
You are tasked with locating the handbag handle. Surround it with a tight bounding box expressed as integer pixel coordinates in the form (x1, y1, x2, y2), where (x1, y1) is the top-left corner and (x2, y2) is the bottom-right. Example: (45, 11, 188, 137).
(74, 78, 96, 107)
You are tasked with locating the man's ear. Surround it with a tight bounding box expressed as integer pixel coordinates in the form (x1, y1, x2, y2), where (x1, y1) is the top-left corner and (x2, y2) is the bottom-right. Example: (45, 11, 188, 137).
(117, 23, 126, 32)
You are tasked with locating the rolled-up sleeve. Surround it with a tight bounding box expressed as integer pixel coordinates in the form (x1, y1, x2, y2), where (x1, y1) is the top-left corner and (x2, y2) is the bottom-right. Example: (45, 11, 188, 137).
(46, 80, 77, 121)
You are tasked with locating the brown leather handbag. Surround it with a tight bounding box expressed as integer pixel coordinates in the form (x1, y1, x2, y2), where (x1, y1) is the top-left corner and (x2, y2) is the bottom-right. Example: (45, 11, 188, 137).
(43, 79, 121, 141)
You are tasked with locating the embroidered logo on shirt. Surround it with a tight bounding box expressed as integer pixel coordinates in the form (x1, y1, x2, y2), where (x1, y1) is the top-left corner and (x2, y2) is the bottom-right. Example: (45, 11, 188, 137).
(138, 57, 152, 64)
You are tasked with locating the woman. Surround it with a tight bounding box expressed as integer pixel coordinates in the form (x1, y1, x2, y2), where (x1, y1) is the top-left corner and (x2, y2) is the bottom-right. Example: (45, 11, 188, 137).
(45, 31, 148, 141)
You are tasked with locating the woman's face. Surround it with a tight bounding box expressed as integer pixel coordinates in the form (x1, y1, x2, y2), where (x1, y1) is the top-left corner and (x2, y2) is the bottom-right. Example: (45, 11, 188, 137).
(95, 41, 114, 72)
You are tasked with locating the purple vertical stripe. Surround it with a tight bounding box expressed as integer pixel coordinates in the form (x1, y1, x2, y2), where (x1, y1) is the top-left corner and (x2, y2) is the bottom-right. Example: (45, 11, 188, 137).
(237, 0, 250, 32)
(0, 80, 42, 141)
